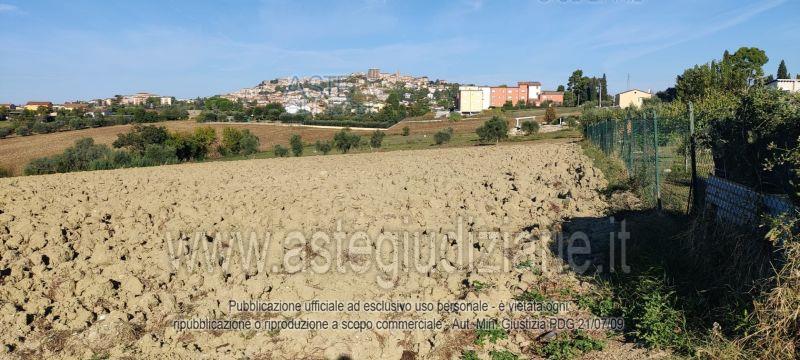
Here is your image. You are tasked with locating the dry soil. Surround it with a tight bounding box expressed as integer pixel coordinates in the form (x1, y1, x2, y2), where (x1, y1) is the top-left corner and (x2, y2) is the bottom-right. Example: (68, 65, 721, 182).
(0, 141, 646, 359)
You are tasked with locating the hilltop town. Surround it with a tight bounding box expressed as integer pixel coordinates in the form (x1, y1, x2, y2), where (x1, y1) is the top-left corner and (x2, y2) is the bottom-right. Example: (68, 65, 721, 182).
(221, 69, 451, 115)
(0, 68, 572, 120)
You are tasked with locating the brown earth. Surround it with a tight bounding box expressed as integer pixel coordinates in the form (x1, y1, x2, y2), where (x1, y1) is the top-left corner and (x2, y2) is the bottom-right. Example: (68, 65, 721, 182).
(0, 138, 652, 359)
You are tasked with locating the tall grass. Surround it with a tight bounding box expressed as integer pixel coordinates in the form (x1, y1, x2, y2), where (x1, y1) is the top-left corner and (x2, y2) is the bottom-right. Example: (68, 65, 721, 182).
(579, 139, 797, 358)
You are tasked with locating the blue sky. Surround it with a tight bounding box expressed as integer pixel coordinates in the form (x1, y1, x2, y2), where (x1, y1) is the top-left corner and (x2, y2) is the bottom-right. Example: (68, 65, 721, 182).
(0, 0, 798, 103)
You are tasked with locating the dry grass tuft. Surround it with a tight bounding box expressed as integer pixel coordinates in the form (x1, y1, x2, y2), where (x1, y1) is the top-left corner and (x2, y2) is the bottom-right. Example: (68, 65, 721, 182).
(746, 238, 800, 358)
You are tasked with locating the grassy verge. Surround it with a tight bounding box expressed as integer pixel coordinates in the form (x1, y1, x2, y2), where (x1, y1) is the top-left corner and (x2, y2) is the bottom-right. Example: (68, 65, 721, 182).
(579, 141, 631, 194)
(580, 140, 691, 213)
(577, 139, 795, 358)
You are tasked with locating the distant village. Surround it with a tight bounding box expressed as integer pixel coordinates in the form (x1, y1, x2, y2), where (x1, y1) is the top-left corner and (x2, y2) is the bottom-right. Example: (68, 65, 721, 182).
(3, 68, 798, 119)
(222, 69, 446, 115)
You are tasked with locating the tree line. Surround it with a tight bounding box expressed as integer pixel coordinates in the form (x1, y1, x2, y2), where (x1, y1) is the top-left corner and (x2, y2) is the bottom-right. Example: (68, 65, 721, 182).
(564, 70, 611, 107)
(24, 125, 259, 175)
(0, 105, 189, 139)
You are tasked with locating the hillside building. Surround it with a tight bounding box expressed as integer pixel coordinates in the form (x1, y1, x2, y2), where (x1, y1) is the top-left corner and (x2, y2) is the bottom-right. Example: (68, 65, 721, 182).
(24, 101, 53, 111)
(615, 89, 652, 109)
(767, 79, 800, 93)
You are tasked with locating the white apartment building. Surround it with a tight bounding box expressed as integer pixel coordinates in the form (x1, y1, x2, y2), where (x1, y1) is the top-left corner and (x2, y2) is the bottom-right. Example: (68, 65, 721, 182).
(458, 86, 485, 114)
(767, 79, 800, 93)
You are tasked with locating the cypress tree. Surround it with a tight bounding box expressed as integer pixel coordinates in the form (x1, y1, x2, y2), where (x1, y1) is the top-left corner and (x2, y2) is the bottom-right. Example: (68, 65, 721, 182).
(777, 59, 789, 79)
(601, 73, 608, 100)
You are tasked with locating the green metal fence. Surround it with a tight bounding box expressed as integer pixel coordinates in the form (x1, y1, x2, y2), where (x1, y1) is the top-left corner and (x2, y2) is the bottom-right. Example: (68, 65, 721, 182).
(583, 108, 714, 212)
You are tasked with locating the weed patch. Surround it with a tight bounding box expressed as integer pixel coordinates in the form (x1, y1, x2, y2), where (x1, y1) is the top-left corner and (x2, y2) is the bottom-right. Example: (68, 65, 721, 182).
(471, 281, 492, 292)
(574, 289, 619, 317)
(460, 350, 479, 360)
(489, 349, 520, 360)
(474, 321, 507, 346)
(514, 289, 546, 302)
(538, 330, 604, 360)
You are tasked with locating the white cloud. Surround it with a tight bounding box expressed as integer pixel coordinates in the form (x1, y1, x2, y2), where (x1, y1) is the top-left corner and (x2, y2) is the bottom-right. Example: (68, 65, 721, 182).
(467, 0, 484, 11)
(0, 3, 18, 13)
(601, 0, 788, 66)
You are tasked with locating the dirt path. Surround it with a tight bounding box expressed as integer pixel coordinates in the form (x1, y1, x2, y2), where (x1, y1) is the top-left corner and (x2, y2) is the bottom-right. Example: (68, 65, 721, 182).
(0, 141, 650, 359)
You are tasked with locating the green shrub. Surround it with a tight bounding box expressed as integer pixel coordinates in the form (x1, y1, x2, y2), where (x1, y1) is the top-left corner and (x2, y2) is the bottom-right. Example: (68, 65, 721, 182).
(273, 144, 288, 157)
(471, 280, 491, 292)
(449, 112, 462, 122)
(197, 111, 218, 123)
(566, 116, 578, 128)
(544, 106, 557, 124)
(219, 127, 259, 156)
(25, 138, 112, 175)
(515, 260, 542, 274)
(575, 291, 618, 317)
(333, 128, 362, 153)
(434, 127, 453, 145)
(0, 127, 12, 138)
(515, 289, 546, 302)
(489, 350, 519, 360)
(221, 127, 244, 154)
(476, 116, 509, 143)
(160, 107, 189, 121)
(25, 157, 60, 175)
(623, 275, 689, 350)
(31, 121, 60, 134)
(168, 132, 208, 161)
(68, 117, 89, 130)
(460, 350, 479, 360)
(0, 167, 10, 178)
(474, 321, 507, 346)
(521, 120, 539, 135)
(90, 150, 135, 170)
(290, 134, 303, 156)
(539, 330, 604, 360)
(711, 87, 800, 198)
(16, 126, 32, 136)
(113, 125, 169, 153)
(139, 144, 178, 166)
(239, 130, 260, 155)
(315, 140, 332, 155)
(193, 126, 217, 147)
(370, 130, 385, 149)
(401, 126, 410, 136)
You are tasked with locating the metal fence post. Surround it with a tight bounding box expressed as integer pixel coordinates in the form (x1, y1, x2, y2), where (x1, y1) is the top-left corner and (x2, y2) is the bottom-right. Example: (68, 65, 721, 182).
(689, 102, 698, 214)
(611, 119, 616, 155)
(627, 115, 633, 173)
(653, 111, 662, 211)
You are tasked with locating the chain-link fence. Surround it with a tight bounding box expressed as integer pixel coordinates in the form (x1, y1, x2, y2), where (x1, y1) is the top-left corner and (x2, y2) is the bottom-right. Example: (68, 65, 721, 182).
(583, 109, 714, 213)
